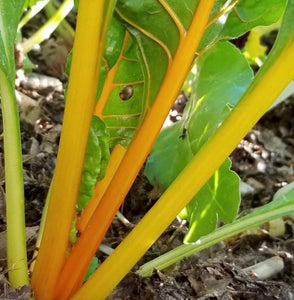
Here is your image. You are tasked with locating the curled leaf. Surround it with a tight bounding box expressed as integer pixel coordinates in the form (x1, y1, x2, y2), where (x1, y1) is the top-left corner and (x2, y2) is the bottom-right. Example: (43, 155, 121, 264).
(77, 116, 110, 211)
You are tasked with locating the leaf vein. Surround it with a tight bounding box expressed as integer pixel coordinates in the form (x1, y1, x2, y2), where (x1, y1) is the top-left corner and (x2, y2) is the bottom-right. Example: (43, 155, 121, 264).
(158, 0, 186, 43)
(115, 8, 173, 67)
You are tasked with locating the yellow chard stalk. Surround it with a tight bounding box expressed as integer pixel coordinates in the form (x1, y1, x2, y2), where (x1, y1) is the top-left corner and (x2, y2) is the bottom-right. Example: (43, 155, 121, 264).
(31, 1, 116, 299)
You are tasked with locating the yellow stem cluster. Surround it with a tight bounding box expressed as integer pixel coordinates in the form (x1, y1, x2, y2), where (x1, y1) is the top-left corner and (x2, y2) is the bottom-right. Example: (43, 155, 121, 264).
(72, 20, 294, 300)
(58, 0, 216, 299)
(31, 0, 107, 298)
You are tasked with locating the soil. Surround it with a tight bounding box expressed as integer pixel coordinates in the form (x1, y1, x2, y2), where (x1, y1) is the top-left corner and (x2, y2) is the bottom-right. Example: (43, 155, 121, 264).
(0, 26, 294, 300)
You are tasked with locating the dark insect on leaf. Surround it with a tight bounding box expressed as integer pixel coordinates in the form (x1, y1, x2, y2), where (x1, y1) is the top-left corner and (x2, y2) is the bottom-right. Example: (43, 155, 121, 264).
(179, 128, 187, 139)
(119, 85, 133, 101)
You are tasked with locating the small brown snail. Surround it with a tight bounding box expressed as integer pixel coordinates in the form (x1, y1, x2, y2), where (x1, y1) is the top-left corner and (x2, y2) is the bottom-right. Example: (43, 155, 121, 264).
(119, 85, 133, 101)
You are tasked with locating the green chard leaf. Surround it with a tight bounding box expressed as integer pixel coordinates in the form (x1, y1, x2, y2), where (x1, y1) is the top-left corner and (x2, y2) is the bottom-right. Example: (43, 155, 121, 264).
(95, 0, 203, 148)
(222, 0, 286, 36)
(0, 0, 24, 81)
(77, 116, 110, 211)
(199, 0, 287, 51)
(96, 18, 144, 148)
(145, 41, 254, 242)
(83, 256, 99, 283)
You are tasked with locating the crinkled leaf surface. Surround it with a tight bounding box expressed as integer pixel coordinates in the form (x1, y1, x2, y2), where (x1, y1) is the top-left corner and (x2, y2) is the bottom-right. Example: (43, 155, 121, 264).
(0, 0, 24, 82)
(145, 41, 253, 242)
(77, 116, 110, 211)
(199, 0, 287, 51)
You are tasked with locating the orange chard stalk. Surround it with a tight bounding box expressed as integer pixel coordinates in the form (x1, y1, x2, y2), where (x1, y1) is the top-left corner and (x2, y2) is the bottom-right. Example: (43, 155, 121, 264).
(76, 144, 126, 232)
(54, 1, 216, 299)
(75, 33, 132, 233)
(30, 0, 113, 299)
(75, 32, 134, 232)
(76, 34, 130, 231)
(75, 33, 131, 233)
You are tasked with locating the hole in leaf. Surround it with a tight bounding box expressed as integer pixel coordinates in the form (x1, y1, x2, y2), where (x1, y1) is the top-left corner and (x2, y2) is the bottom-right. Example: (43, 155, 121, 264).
(119, 85, 133, 101)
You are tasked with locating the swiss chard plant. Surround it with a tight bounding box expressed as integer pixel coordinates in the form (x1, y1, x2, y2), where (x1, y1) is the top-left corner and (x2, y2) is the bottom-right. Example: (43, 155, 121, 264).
(0, 0, 294, 299)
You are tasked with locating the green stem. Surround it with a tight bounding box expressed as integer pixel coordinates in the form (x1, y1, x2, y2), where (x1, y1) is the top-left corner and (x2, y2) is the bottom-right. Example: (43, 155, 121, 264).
(44, 0, 74, 48)
(0, 70, 28, 287)
(137, 193, 294, 277)
(21, 0, 74, 54)
(18, 0, 50, 30)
